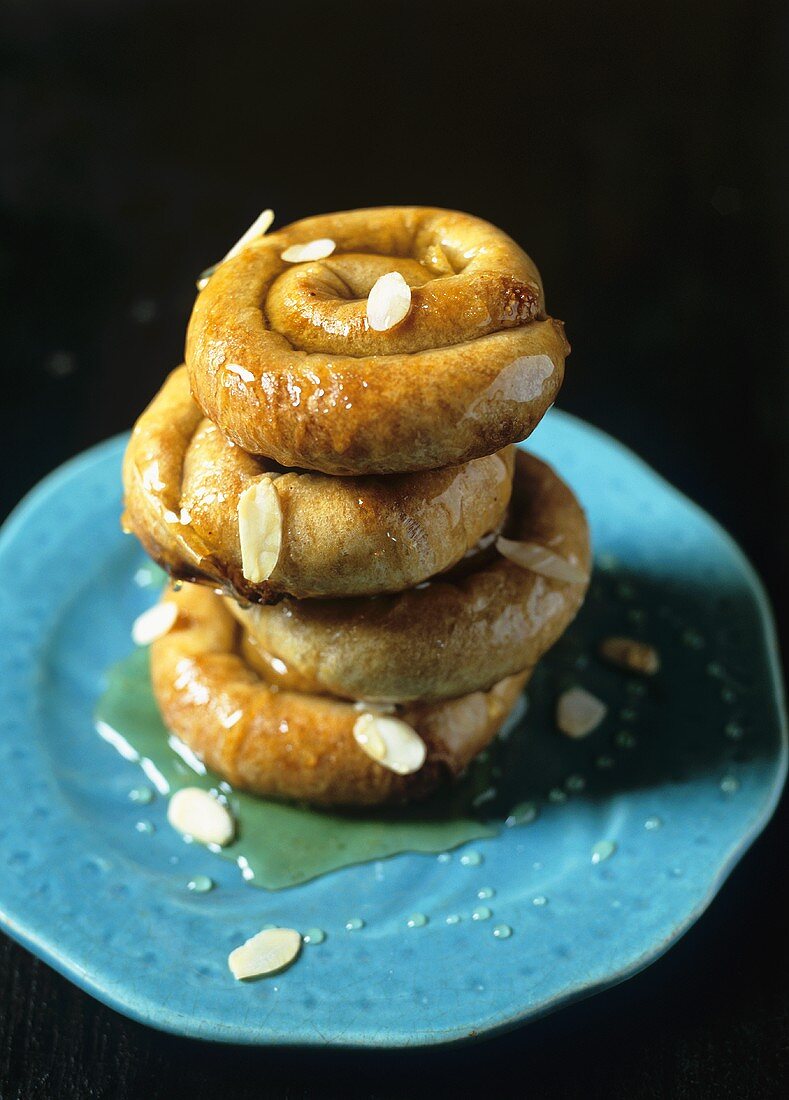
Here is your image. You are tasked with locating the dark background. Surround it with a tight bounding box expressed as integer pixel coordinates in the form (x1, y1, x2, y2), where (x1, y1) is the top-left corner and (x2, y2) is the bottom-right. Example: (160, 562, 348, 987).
(1, 0, 787, 1096)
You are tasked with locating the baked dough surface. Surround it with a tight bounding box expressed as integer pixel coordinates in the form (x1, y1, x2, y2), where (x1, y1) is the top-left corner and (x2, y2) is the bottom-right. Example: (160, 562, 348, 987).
(151, 583, 530, 807)
(186, 207, 568, 474)
(233, 451, 590, 702)
(123, 366, 514, 601)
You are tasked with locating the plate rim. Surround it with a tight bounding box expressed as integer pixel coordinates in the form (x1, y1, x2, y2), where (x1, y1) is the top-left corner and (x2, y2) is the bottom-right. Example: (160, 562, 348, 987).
(0, 413, 785, 1048)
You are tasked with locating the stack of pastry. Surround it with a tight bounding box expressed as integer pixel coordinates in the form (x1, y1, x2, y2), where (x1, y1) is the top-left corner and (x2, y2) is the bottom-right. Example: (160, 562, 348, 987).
(122, 207, 590, 807)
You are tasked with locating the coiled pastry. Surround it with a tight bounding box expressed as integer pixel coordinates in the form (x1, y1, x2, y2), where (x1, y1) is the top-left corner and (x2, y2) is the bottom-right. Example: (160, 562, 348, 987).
(150, 583, 530, 807)
(122, 366, 514, 602)
(186, 207, 569, 474)
(231, 451, 590, 702)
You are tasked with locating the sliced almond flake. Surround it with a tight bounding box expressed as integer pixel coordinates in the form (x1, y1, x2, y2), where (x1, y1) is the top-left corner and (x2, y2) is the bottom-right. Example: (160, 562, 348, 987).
(281, 238, 336, 263)
(353, 714, 426, 774)
(366, 271, 412, 332)
(556, 687, 607, 738)
(223, 208, 275, 262)
(167, 787, 235, 847)
(496, 537, 588, 584)
(238, 478, 282, 583)
(228, 927, 301, 980)
(131, 601, 178, 646)
(599, 636, 660, 675)
(352, 717, 387, 761)
(226, 363, 255, 384)
(196, 209, 275, 289)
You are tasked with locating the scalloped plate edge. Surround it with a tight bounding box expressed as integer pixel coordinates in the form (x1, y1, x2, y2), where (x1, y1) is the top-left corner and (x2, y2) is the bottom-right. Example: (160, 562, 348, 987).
(0, 415, 785, 1047)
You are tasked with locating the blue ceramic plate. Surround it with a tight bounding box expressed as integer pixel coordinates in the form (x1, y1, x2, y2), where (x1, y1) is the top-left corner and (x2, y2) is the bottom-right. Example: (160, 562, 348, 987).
(0, 412, 784, 1047)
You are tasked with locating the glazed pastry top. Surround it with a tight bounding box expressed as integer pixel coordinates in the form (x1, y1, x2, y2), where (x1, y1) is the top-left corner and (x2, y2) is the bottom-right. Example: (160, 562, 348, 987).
(186, 207, 568, 474)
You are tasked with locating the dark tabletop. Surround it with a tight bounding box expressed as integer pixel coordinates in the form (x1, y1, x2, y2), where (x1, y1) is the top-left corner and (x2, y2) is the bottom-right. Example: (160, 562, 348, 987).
(1, 1, 787, 1096)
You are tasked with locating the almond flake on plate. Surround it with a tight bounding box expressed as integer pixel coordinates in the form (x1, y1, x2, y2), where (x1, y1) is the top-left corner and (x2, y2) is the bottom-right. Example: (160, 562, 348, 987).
(228, 927, 302, 981)
(599, 636, 660, 675)
(167, 787, 235, 846)
(366, 271, 412, 332)
(225, 363, 255, 384)
(281, 238, 336, 263)
(496, 537, 588, 584)
(556, 687, 608, 738)
(131, 601, 178, 646)
(238, 477, 282, 583)
(353, 714, 426, 774)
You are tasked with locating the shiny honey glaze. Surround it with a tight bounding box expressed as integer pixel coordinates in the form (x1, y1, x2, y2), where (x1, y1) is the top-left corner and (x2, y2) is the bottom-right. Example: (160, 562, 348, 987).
(94, 647, 523, 889)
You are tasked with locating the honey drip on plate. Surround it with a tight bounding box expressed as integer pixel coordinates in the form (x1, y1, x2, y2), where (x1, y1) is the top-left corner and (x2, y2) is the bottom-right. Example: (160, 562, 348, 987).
(94, 648, 524, 890)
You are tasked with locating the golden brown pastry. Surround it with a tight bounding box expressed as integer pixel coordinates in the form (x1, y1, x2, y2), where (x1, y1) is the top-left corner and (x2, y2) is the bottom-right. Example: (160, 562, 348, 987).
(186, 207, 569, 475)
(231, 451, 590, 702)
(150, 583, 530, 807)
(122, 366, 514, 602)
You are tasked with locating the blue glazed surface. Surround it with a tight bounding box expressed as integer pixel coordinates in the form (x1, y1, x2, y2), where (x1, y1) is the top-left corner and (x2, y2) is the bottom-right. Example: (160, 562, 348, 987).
(0, 411, 785, 1047)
